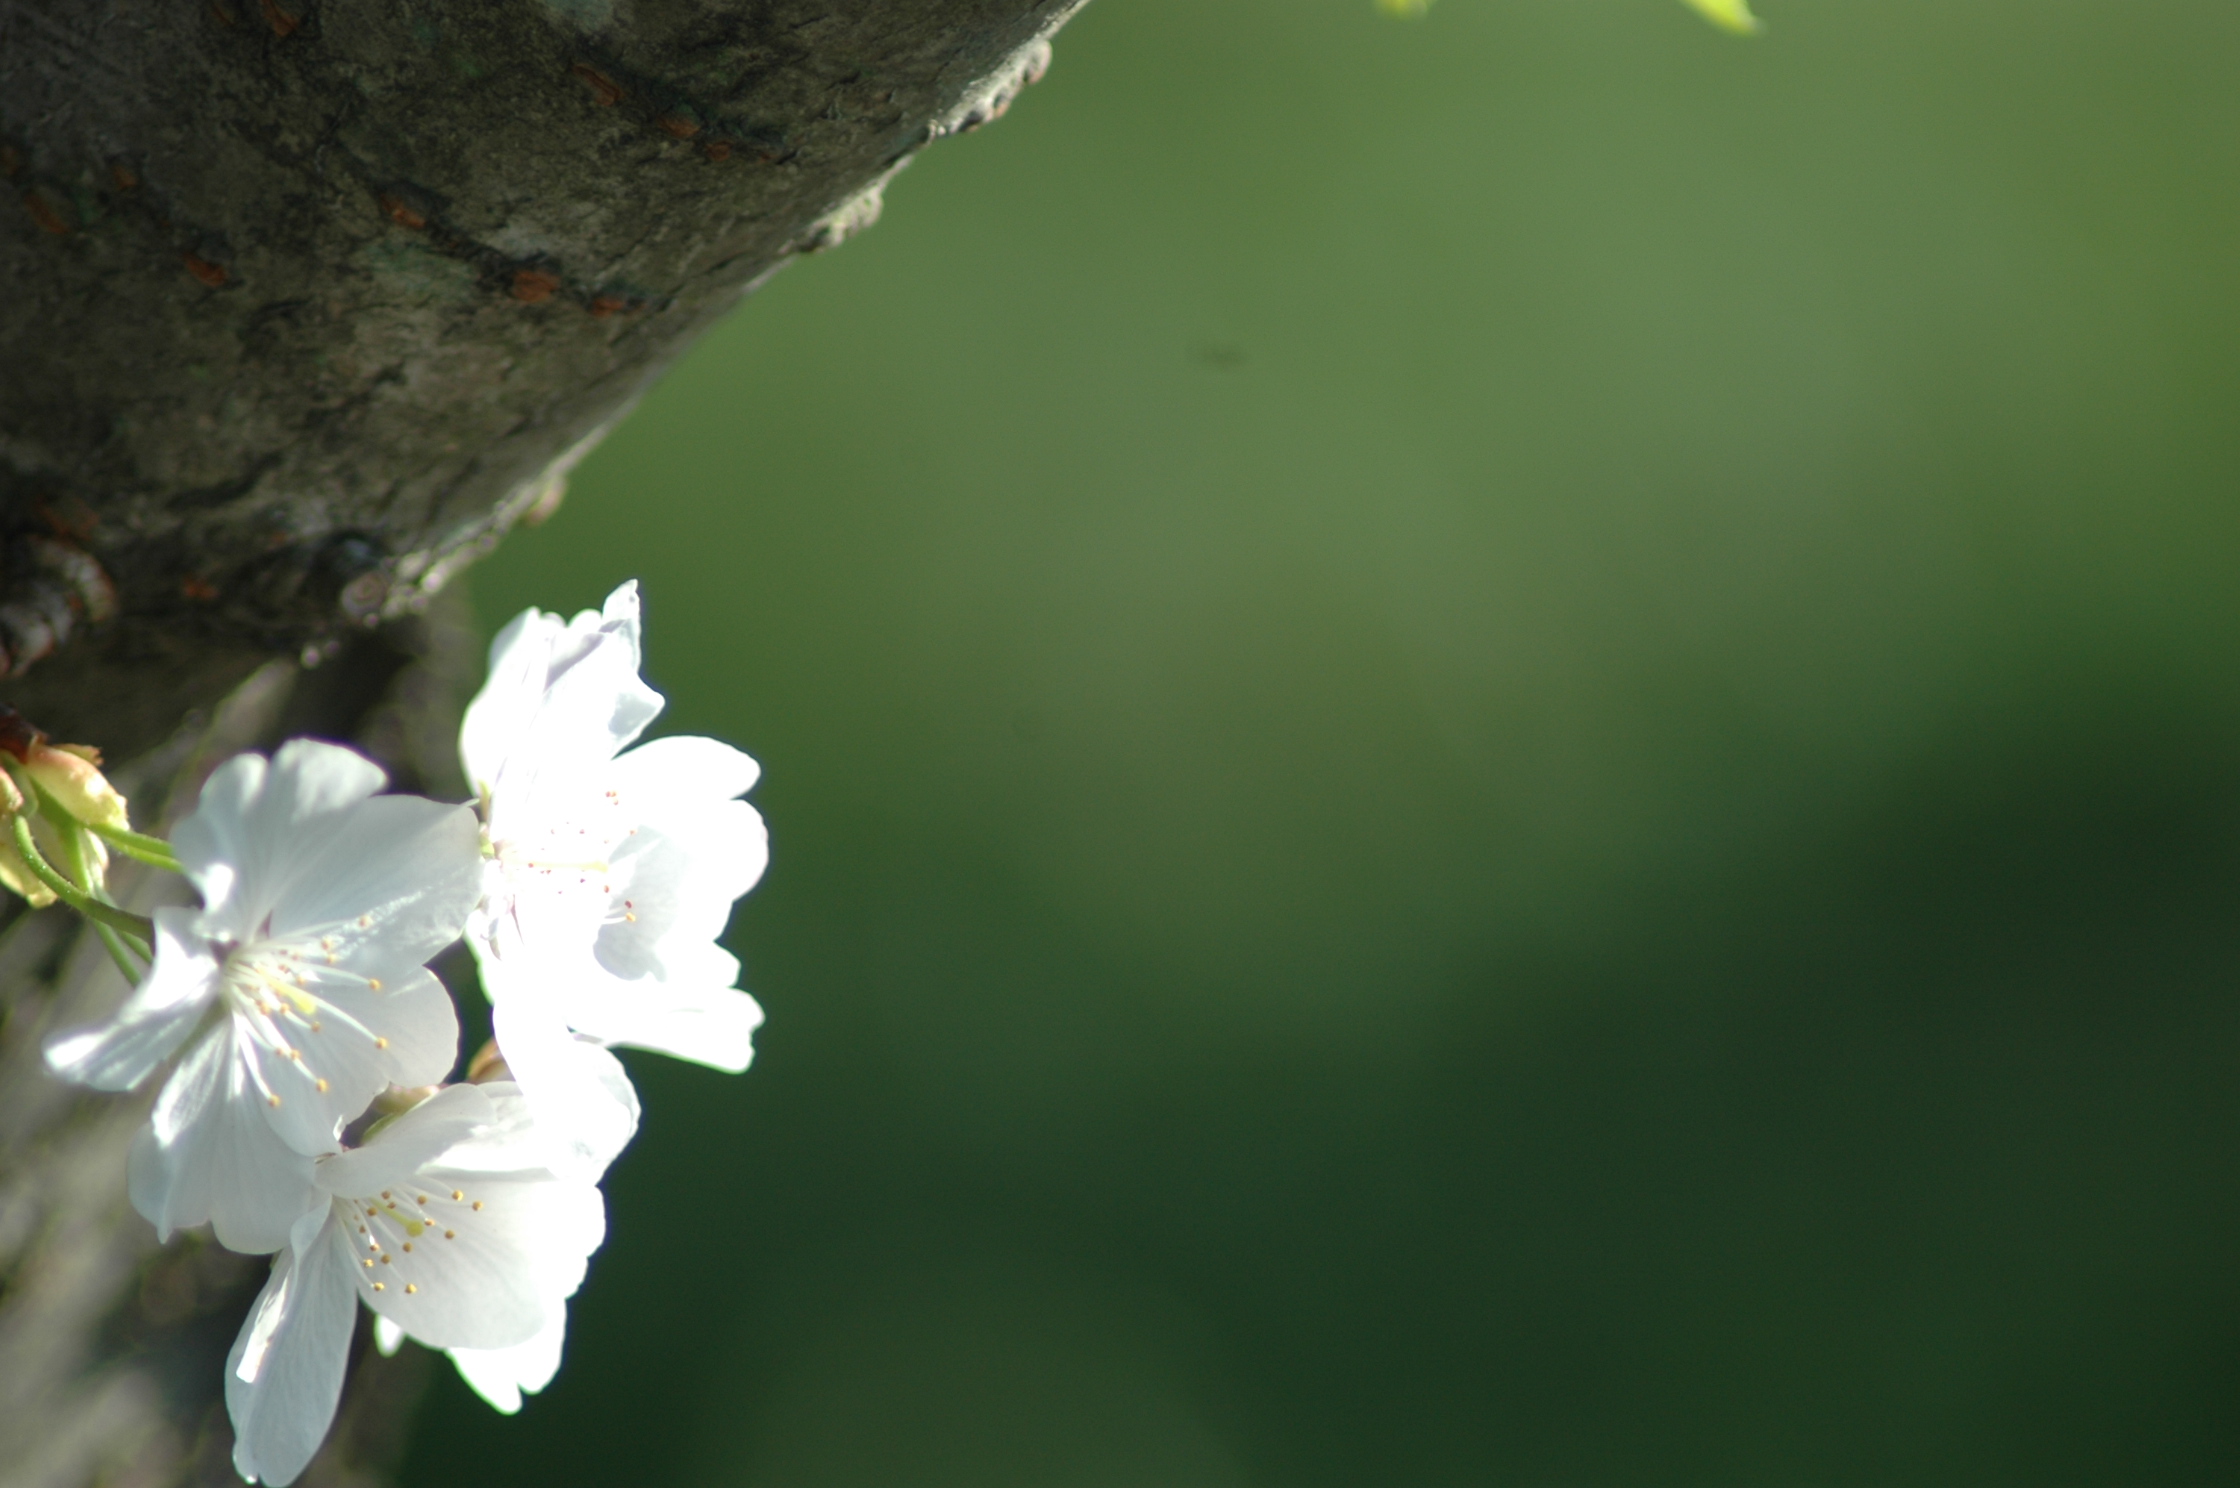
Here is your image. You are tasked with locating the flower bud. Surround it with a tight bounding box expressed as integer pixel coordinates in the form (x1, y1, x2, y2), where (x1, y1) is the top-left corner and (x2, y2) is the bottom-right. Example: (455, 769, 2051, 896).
(0, 769, 50, 907)
(0, 844, 55, 908)
(20, 742, 129, 833)
(0, 814, 105, 909)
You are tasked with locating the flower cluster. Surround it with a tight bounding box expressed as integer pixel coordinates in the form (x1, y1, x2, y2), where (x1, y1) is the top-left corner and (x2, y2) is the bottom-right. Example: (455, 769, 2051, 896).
(28, 583, 765, 1486)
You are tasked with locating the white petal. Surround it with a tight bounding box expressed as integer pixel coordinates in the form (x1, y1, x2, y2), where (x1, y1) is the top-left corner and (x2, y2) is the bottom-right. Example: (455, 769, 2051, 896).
(316, 1084, 499, 1198)
(364, 966, 463, 1087)
(530, 637, 663, 779)
(547, 581, 645, 679)
(353, 1170, 601, 1351)
(460, 606, 561, 792)
(582, 930, 741, 1020)
(550, 814, 764, 1071)
(170, 751, 263, 927)
(406, 1081, 540, 1170)
(464, 595, 662, 806)
(136, 1030, 321, 1252)
(608, 734, 762, 810)
(447, 1307, 568, 1415)
(260, 739, 389, 824)
(252, 966, 461, 1156)
(270, 795, 484, 968)
(572, 981, 764, 1074)
(634, 797, 768, 918)
(373, 1314, 405, 1358)
(175, 744, 387, 934)
(598, 579, 644, 661)
(42, 907, 218, 1092)
(226, 1214, 359, 1486)
(486, 980, 641, 1178)
(319, 1080, 584, 1351)
(442, 1074, 638, 1187)
(593, 808, 764, 982)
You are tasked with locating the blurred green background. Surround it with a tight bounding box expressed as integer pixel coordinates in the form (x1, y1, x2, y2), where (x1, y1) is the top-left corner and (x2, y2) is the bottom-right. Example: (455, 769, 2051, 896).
(406, 1, 2240, 1483)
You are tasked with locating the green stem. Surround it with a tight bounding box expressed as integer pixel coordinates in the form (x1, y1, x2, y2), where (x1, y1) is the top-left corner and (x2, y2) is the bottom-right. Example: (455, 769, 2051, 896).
(7, 813, 157, 942)
(85, 819, 185, 873)
(92, 919, 147, 983)
(61, 821, 152, 970)
(59, 818, 109, 901)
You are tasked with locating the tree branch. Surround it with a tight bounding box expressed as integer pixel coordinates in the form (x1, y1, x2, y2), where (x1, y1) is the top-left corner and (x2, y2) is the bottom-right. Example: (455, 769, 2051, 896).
(0, 0, 1079, 754)
(0, 3, 1086, 1481)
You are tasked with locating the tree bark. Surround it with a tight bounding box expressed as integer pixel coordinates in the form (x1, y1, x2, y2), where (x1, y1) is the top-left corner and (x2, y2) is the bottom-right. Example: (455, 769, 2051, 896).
(0, 0, 1079, 754)
(0, 1, 1084, 1482)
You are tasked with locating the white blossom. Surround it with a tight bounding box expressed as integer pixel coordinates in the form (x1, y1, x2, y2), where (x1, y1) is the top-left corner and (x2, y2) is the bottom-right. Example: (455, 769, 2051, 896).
(227, 1081, 615, 1486)
(372, 1046, 639, 1413)
(44, 741, 479, 1252)
(461, 581, 766, 1167)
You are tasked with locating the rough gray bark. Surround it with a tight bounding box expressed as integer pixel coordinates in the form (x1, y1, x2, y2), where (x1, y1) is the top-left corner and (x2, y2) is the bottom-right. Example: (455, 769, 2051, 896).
(0, 2, 1084, 1482)
(0, 0, 1078, 755)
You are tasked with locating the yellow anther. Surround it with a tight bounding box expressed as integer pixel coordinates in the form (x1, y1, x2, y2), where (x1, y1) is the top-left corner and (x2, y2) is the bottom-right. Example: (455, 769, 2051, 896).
(381, 1191, 391, 1199)
(374, 1037, 389, 1049)
(625, 912, 637, 923)
(443, 1229, 456, 1239)
(471, 1200, 483, 1211)
(415, 1195, 427, 1205)
(358, 916, 371, 927)
(315, 1078, 329, 1093)
(372, 1281, 384, 1291)
(405, 1283, 418, 1294)
(368, 978, 383, 992)
(450, 1190, 463, 1201)
(379, 1254, 392, 1265)
(266, 1094, 281, 1107)
(286, 1048, 301, 1060)
(363, 1259, 374, 1269)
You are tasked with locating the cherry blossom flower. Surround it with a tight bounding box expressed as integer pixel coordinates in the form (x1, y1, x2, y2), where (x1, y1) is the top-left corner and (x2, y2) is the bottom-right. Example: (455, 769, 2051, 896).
(226, 1082, 613, 1485)
(44, 741, 479, 1252)
(460, 581, 766, 1167)
(372, 1045, 638, 1413)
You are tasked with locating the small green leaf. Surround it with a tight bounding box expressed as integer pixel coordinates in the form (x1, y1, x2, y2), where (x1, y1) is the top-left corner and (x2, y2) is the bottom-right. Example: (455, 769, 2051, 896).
(1682, 0, 1763, 35)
